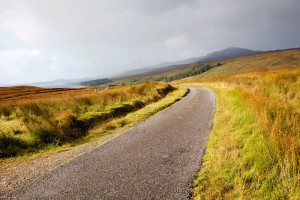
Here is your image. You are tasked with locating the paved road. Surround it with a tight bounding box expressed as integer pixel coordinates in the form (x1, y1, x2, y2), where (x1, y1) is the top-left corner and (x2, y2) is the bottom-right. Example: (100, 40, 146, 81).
(3, 87, 215, 200)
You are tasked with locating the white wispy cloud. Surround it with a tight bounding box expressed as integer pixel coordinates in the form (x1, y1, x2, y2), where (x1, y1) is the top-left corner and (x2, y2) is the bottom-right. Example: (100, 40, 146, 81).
(0, 49, 40, 75)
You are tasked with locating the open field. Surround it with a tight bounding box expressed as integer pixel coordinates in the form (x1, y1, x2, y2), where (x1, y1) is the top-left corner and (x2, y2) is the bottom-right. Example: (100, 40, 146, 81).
(0, 86, 107, 103)
(0, 82, 175, 158)
(178, 67, 300, 199)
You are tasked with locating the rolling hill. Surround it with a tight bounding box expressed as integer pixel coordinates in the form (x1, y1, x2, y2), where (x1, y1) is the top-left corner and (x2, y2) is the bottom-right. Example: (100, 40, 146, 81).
(200, 47, 260, 62)
(197, 48, 300, 77)
(113, 48, 300, 84)
(114, 47, 260, 79)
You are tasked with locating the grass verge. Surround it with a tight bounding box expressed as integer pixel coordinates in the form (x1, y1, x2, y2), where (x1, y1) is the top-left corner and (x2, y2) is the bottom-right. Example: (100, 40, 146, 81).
(0, 82, 176, 158)
(82, 85, 189, 143)
(191, 85, 282, 199)
(182, 68, 300, 199)
(0, 85, 188, 163)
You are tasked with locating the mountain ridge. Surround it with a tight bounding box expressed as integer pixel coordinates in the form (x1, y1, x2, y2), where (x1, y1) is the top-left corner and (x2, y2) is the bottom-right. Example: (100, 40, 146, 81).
(115, 47, 261, 78)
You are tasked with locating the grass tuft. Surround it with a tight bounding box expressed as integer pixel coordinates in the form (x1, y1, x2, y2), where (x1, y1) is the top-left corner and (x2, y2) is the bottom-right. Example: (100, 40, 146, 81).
(0, 131, 29, 157)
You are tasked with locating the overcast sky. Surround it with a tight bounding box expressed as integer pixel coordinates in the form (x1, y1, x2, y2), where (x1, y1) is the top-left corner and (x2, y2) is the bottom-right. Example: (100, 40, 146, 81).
(0, 0, 300, 85)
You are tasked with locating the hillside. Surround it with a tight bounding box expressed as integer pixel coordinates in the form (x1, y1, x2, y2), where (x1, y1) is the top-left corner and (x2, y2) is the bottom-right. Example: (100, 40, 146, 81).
(198, 48, 300, 77)
(80, 78, 113, 86)
(114, 47, 259, 80)
(113, 48, 300, 85)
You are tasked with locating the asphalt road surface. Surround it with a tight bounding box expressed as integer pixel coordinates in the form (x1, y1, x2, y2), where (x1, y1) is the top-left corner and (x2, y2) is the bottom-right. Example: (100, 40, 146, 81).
(3, 87, 215, 200)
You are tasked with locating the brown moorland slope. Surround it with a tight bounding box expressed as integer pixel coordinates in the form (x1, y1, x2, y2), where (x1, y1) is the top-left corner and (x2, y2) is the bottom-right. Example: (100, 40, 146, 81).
(197, 48, 300, 77)
(112, 48, 300, 85)
(0, 86, 107, 104)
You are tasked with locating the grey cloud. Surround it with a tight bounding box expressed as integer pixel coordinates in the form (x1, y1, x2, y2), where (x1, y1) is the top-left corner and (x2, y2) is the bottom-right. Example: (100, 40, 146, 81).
(0, 0, 300, 84)
(119, 0, 199, 14)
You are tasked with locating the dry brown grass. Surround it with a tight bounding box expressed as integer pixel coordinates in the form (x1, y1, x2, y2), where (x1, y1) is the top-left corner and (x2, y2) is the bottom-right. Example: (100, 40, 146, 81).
(198, 48, 300, 77)
(181, 67, 300, 199)
(0, 86, 107, 104)
(0, 82, 175, 158)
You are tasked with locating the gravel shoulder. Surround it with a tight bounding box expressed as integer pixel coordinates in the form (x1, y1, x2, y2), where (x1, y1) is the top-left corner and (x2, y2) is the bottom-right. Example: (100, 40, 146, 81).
(1, 87, 215, 200)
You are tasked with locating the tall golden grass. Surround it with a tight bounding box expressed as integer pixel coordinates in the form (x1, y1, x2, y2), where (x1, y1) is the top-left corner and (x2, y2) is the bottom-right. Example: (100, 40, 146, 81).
(0, 82, 174, 158)
(182, 68, 300, 198)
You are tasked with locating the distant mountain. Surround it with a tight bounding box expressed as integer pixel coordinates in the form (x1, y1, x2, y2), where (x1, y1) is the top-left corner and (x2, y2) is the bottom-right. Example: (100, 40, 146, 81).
(114, 56, 204, 78)
(115, 47, 261, 78)
(29, 78, 91, 88)
(155, 56, 204, 68)
(199, 47, 261, 62)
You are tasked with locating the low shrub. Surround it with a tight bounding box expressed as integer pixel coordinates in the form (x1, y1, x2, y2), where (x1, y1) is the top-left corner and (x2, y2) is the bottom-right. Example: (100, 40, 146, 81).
(0, 132, 28, 157)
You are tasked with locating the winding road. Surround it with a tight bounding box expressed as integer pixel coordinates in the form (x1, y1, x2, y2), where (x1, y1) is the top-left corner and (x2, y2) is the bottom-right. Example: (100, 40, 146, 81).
(3, 87, 215, 200)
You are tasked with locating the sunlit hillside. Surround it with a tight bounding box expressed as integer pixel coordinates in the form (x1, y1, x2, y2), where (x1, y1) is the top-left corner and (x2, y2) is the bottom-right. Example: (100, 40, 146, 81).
(199, 48, 300, 77)
(112, 48, 300, 85)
